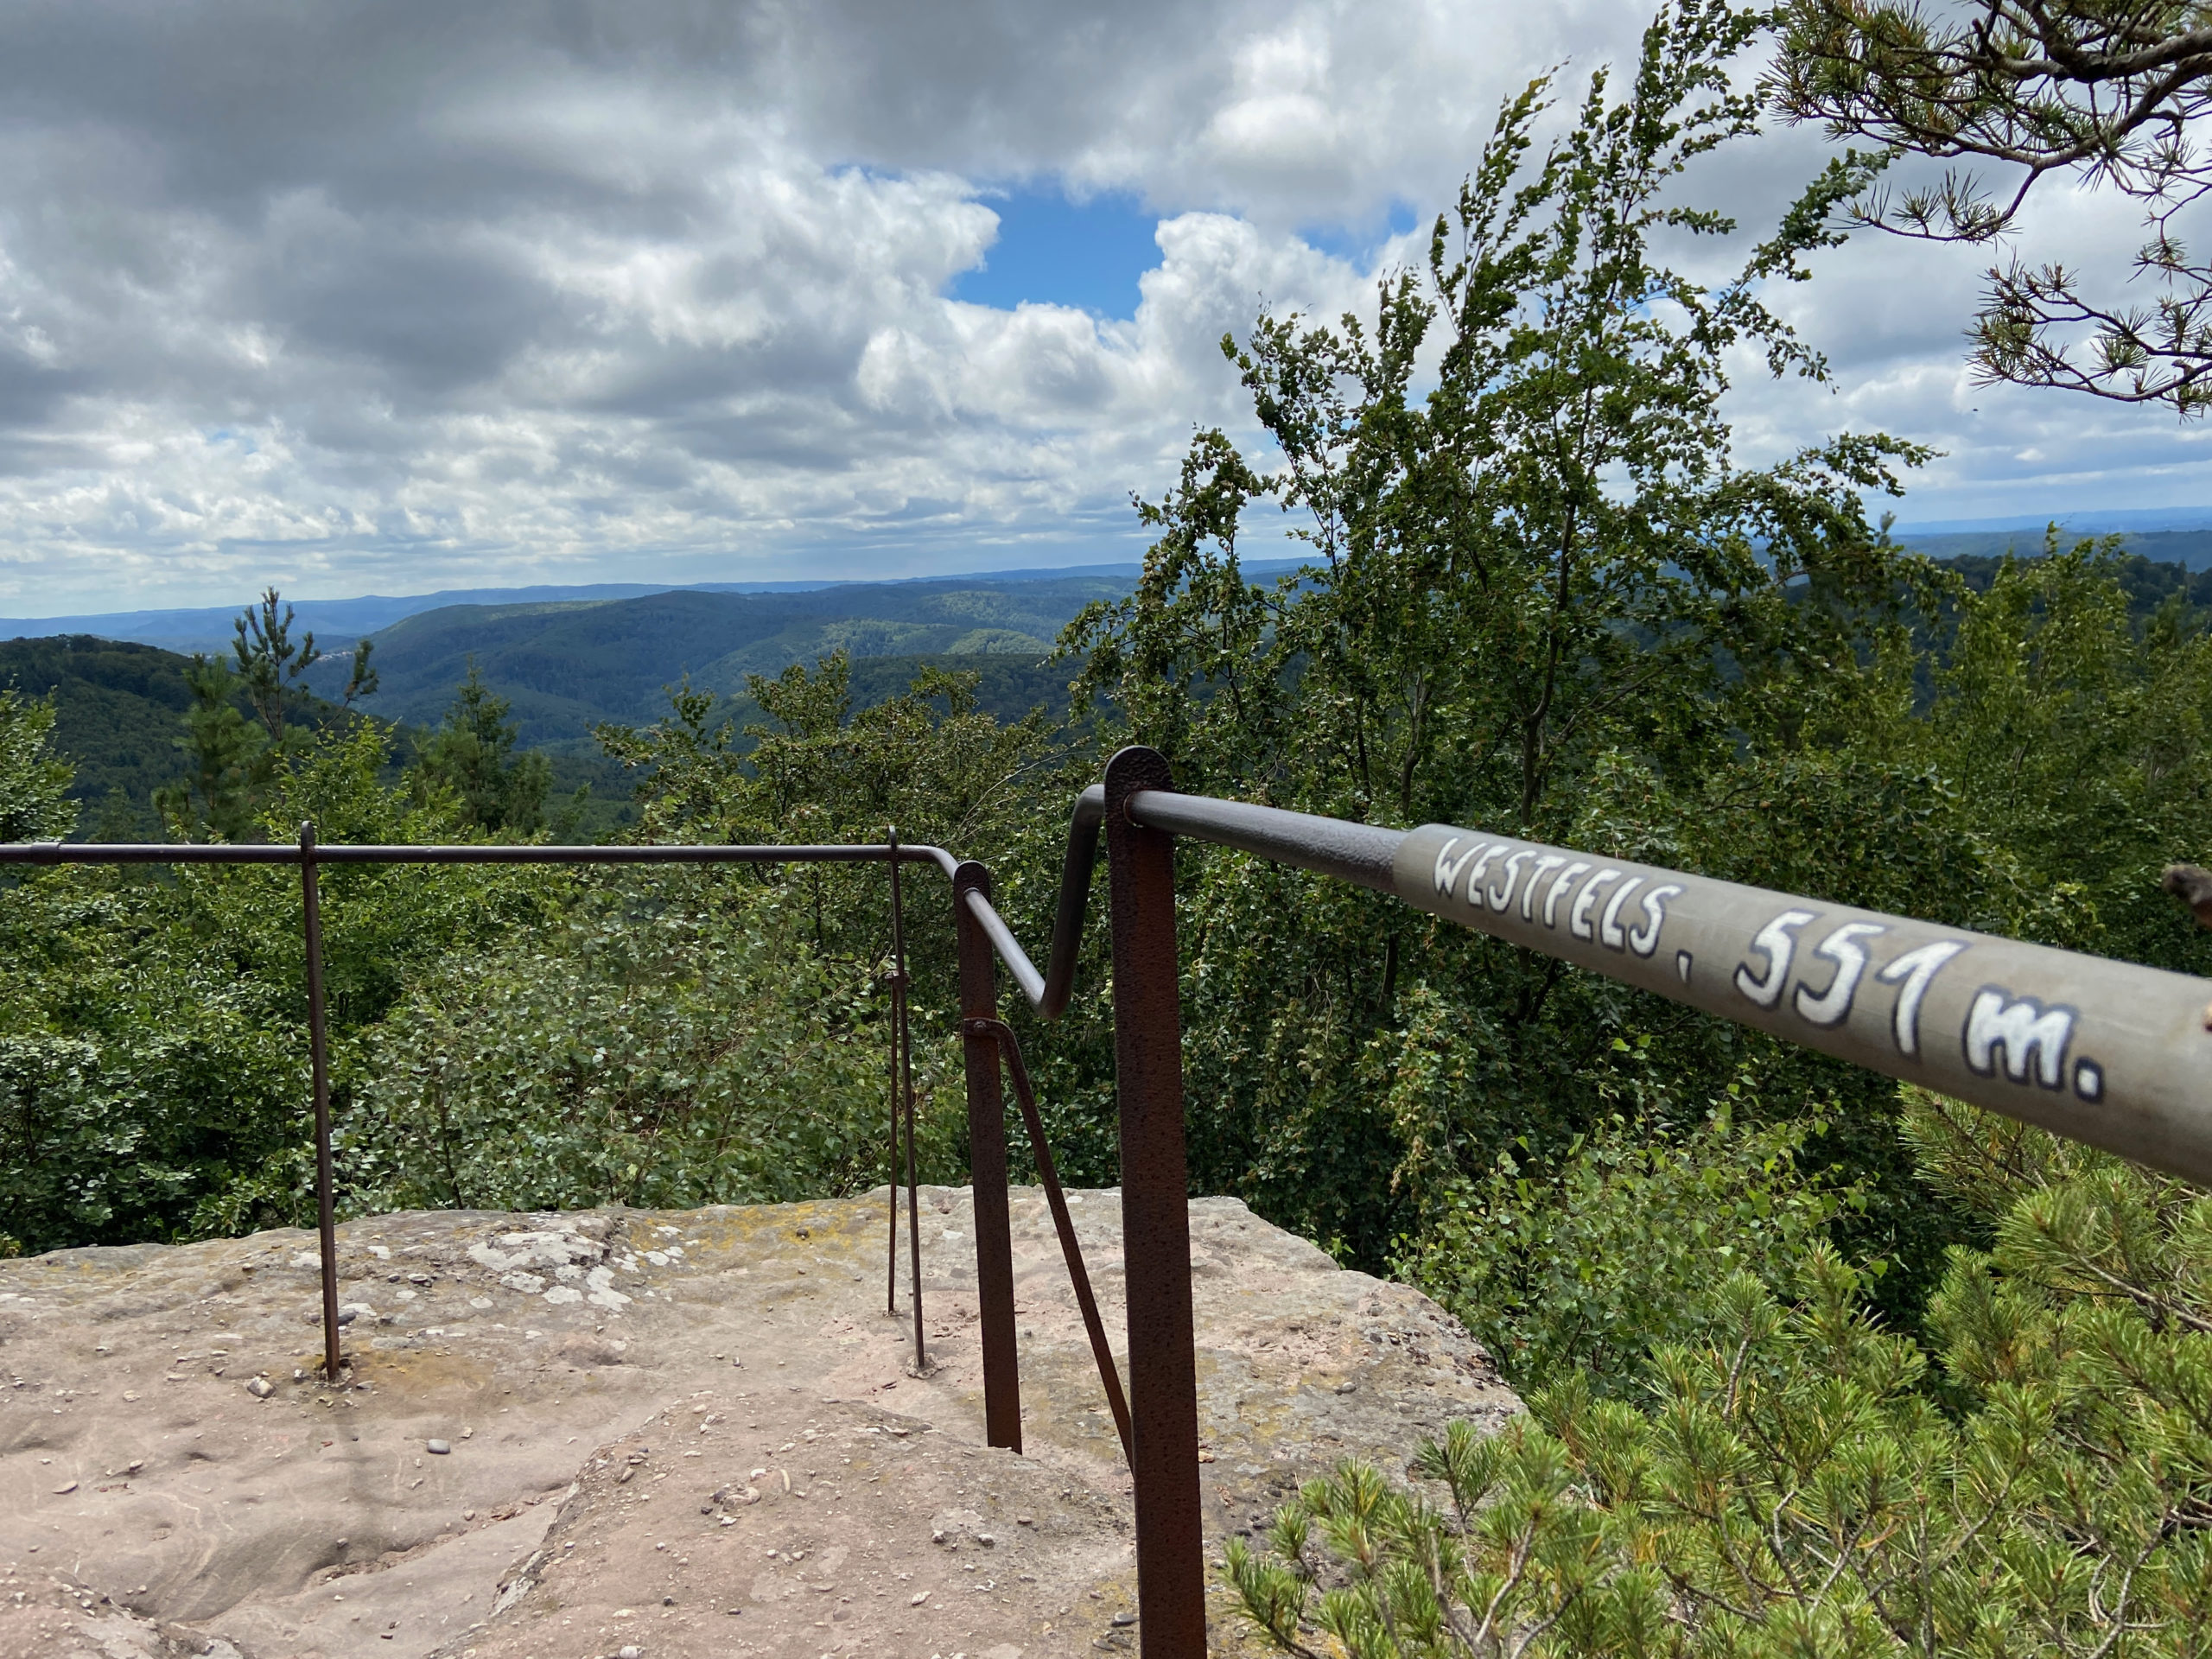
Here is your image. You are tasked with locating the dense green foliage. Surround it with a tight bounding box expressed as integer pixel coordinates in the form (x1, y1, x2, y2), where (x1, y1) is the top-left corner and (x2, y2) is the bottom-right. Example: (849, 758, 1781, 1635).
(340, 874, 894, 1215)
(410, 664, 556, 834)
(0, 720, 566, 1254)
(0, 631, 1064, 1253)
(1229, 1096, 2212, 1656)
(1402, 1087, 1855, 1400)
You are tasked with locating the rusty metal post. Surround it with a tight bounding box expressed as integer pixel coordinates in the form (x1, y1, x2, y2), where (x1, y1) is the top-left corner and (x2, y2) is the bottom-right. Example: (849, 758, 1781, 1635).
(953, 859, 1021, 1450)
(1103, 747, 1205, 1659)
(892, 830, 925, 1370)
(887, 830, 901, 1319)
(300, 821, 341, 1380)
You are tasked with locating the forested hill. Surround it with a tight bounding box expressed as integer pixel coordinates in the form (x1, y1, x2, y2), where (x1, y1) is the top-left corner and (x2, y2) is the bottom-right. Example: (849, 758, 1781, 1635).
(1899, 526, 2212, 568)
(294, 575, 1126, 747)
(0, 636, 195, 828)
(0, 633, 1076, 836)
(1940, 548, 2212, 610)
(7, 547, 2206, 832)
(0, 633, 439, 835)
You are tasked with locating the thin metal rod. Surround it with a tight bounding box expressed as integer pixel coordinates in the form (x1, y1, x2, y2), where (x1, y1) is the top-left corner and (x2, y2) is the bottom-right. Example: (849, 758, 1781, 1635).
(300, 820, 341, 1380)
(0, 840, 961, 874)
(1103, 747, 1206, 1659)
(967, 1014, 1133, 1464)
(962, 887, 1046, 1008)
(886, 830, 900, 1319)
(901, 938, 922, 1370)
(1040, 785, 1106, 1015)
(891, 827, 924, 1370)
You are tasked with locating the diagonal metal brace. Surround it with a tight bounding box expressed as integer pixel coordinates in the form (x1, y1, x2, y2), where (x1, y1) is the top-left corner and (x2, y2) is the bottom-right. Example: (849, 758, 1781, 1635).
(962, 1014, 1134, 1464)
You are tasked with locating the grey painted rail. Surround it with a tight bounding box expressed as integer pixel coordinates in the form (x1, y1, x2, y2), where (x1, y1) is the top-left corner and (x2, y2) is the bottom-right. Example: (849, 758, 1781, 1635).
(1027, 785, 2212, 1190)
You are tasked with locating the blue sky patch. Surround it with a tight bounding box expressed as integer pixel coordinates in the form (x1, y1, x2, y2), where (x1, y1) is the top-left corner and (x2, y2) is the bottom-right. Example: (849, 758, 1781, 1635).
(952, 188, 1162, 320)
(1300, 200, 1423, 267)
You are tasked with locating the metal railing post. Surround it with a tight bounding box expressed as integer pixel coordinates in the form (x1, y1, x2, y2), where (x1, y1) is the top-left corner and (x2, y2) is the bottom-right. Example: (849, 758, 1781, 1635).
(888, 828, 925, 1368)
(300, 820, 341, 1380)
(954, 859, 1022, 1449)
(1103, 747, 1205, 1659)
(887, 830, 903, 1319)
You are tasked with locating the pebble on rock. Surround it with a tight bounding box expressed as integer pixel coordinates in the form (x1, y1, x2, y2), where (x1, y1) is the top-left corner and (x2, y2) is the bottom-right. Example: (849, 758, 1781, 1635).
(425, 1439, 451, 1455)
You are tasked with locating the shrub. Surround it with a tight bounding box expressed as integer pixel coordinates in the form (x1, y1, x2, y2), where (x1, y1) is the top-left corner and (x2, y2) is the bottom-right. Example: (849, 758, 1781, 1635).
(1230, 1100, 2212, 1657)
(0, 1009, 307, 1253)
(340, 874, 945, 1216)
(1399, 1076, 1855, 1398)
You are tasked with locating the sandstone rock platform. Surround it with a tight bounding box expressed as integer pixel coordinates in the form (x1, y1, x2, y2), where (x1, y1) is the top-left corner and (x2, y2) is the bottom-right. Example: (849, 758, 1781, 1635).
(0, 1187, 1516, 1658)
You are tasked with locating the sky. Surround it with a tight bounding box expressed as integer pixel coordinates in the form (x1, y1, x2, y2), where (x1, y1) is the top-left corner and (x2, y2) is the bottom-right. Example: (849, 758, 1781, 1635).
(0, 0, 2208, 614)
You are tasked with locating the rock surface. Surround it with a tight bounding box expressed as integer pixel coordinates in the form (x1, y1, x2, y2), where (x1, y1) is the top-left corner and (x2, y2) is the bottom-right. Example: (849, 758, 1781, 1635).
(0, 1187, 1516, 1657)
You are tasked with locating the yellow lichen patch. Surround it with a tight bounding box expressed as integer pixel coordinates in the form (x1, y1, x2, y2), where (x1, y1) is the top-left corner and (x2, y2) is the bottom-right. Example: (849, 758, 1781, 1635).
(340, 1348, 500, 1400)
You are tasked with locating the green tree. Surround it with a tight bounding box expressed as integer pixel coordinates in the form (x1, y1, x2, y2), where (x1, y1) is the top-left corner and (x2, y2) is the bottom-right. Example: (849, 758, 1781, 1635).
(154, 588, 360, 842)
(153, 654, 265, 842)
(0, 687, 77, 842)
(599, 649, 1061, 974)
(232, 587, 326, 741)
(1063, 0, 1927, 1267)
(601, 649, 1056, 853)
(1400, 1077, 1858, 1400)
(411, 663, 552, 835)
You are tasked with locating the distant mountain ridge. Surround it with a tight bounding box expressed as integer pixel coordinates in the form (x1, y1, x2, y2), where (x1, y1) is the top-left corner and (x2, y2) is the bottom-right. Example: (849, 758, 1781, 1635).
(0, 563, 1205, 658)
(1895, 506, 2212, 537)
(6, 548, 2211, 839)
(1895, 526, 2212, 569)
(302, 575, 1135, 747)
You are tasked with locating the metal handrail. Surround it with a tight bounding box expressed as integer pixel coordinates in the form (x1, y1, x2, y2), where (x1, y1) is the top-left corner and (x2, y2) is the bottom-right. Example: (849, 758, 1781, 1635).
(950, 774, 2212, 1191)
(4, 838, 957, 873)
(944, 753, 2212, 1658)
(0, 831, 961, 1384)
(952, 785, 1408, 1023)
(16, 749, 2212, 1659)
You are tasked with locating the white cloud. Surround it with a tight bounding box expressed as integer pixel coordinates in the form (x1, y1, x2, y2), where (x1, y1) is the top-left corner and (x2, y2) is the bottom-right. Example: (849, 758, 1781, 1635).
(0, 0, 2202, 612)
